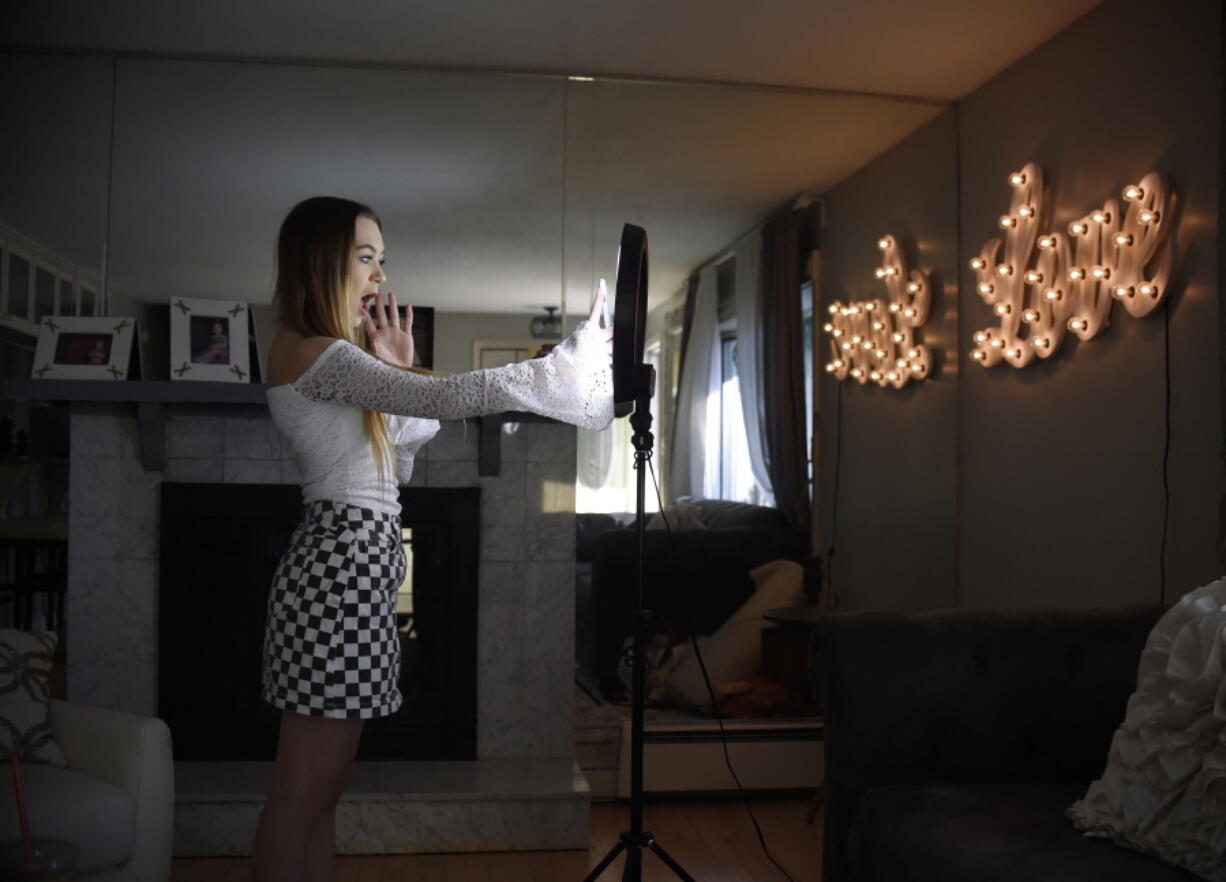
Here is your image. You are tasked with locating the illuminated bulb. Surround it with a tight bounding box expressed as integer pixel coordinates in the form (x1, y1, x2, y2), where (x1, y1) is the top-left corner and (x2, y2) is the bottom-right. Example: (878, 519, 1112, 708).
(872, 321, 884, 331)
(999, 215, 1017, 229)
(892, 332, 905, 343)
(1018, 206, 1034, 218)
(909, 348, 921, 359)
(1034, 337, 1048, 348)
(903, 307, 917, 318)
(869, 371, 881, 381)
(853, 305, 864, 315)
(851, 335, 862, 344)
(1123, 185, 1144, 201)
(1115, 233, 1133, 246)
(997, 264, 1013, 277)
(833, 359, 845, 369)
(874, 349, 886, 358)
(1009, 172, 1026, 186)
(1038, 236, 1056, 249)
(990, 339, 1004, 348)
(862, 341, 873, 350)
(1091, 210, 1110, 223)
(1069, 222, 1089, 236)
(822, 322, 834, 333)
(875, 268, 887, 279)
(972, 350, 988, 362)
(1069, 268, 1086, 281)
(911, 363, 923, 373)
(974, 331, 988, 344)
(864, 302, 876, 311)
(1008, 348, 1022, 359)
(888, 303, 901, 313)
(1022, 310, 1039, 322)
(970, 257, 986, 270)
(897, 358, 908, 368)
(1140, 284, 1158, 297)
(851, 368, 864, 379)
(1091, 266, 1110, 280)
(1140, 210, 1159, 224)
(1069, 319, 1087, 331)
(994, 303, 1011, 316)
(828, 304, 839, 315)
(886, 372, 897, 382)
(825, 363, 837, 373)
(886, 266, 899, 276)
(1024, 271, 1043, 284)
(906, 282, 921, 294)
(843, 307, 854, 316)
(979, 282, 994, 295)
(878, 237, 890, 250)
(1045, 289, 1062, 301)
(1113, 285, 1133, 299)
(832, 329, 843, 338)
(842, 342, 853, 351)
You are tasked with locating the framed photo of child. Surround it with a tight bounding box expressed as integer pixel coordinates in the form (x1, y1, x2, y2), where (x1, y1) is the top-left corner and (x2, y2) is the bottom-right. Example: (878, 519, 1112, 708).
(169, 297, 256, 383)
(31, 316, 139, 380)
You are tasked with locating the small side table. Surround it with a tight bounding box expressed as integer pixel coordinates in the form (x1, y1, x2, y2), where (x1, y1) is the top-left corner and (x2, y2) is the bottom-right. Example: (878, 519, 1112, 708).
(762, 605, 827, 824)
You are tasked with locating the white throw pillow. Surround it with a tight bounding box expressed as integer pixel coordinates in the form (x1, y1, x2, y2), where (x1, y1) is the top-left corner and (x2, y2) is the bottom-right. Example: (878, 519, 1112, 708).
(1067, 577, 1226, 881)
(666, 559, 806, 708)
(0, 629, 68, 767)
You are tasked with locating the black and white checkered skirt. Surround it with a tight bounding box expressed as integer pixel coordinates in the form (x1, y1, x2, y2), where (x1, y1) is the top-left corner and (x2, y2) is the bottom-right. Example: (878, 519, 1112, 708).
(261, 500, 405, 719)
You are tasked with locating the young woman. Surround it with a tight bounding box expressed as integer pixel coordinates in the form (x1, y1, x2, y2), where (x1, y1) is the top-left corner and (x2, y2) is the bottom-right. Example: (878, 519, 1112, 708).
(252, 196, 612, 881)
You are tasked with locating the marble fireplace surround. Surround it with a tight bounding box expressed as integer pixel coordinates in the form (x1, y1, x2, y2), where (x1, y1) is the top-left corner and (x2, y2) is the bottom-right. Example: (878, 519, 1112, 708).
(67, 405, 588, 854)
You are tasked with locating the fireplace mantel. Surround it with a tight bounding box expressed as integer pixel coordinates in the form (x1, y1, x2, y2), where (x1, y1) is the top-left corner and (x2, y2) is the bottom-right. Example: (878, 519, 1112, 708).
(0, 379, 549, 476)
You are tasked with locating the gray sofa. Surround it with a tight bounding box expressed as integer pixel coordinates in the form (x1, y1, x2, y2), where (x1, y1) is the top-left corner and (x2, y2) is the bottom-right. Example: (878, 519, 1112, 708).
(810, 605, 1200, 882)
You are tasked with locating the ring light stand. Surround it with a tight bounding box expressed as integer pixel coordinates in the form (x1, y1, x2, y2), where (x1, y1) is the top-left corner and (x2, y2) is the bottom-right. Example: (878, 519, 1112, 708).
(583, 225, 696, 882)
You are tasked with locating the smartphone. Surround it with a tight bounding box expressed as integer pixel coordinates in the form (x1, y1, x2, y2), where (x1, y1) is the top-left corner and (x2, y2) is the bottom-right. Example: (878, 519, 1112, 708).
(599, 278, 612, 328)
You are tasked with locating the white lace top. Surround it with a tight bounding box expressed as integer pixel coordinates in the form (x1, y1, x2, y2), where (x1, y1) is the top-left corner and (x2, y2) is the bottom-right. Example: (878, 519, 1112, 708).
(266, 320, 613, 515)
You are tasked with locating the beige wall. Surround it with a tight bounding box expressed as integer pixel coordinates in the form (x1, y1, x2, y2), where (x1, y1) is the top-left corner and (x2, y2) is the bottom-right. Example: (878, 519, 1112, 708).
(818, 0, 1223, 611)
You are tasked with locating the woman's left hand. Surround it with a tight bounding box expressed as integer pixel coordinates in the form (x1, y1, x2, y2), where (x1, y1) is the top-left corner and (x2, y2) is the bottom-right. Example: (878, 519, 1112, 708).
(365, 292, 415, 368)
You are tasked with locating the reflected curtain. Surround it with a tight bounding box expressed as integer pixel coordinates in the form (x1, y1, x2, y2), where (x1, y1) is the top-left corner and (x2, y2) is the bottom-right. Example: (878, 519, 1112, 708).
(667, 264, 721, 502)
(733, 231, 774, 505)
(760, 211, 810, 533)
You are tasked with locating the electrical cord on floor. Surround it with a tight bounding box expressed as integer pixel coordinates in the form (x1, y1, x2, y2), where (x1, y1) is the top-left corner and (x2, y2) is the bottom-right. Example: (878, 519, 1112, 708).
(645, 459, 800, 882)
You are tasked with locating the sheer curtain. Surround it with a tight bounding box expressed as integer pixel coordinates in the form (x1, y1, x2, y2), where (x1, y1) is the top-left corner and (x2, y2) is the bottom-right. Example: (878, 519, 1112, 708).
(668, 264, 721, 502)
(733, 232, 774, 505)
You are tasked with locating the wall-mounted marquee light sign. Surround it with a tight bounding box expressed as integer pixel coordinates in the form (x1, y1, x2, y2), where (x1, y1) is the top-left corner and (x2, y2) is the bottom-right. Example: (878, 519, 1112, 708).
(823, 235, 931, 388)
(969, 162, 1173, 368)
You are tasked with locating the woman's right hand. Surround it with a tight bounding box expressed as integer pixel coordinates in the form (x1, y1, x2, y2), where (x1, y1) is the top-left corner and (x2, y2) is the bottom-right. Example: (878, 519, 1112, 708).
(365, 292, 416, 368)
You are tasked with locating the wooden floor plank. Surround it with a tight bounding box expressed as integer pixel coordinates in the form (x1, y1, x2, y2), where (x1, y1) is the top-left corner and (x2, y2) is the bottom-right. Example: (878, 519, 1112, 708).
(171, 797, 820, 882)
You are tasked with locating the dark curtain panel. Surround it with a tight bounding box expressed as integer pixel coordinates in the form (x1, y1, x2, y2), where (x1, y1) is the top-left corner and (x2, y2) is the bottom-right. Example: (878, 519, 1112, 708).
(760, 211, 810, 535)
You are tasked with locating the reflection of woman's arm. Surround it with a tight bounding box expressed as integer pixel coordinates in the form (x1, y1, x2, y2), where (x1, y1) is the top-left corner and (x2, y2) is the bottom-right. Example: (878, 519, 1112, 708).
(293, 322, 613, 430)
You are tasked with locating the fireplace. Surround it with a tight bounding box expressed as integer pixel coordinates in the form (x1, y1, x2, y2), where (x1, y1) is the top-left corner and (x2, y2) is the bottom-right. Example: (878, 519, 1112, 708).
(159, 482, 480, 761)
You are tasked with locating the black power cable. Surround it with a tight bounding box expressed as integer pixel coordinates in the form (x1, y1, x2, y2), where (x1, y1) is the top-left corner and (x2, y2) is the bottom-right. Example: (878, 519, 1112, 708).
(646, 459, 801, 882)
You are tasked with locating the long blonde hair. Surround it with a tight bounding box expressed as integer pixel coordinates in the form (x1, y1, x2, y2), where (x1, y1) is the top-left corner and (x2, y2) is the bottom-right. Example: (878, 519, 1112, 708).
(272, 196, 398, 476)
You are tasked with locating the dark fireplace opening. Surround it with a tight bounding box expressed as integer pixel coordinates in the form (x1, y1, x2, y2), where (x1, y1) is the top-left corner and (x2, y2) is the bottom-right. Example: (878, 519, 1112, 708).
(159, 483, 479, 762)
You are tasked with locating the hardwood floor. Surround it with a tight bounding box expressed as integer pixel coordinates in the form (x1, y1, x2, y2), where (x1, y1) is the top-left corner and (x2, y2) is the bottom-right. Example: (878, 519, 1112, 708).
(171, 797, 822, 882)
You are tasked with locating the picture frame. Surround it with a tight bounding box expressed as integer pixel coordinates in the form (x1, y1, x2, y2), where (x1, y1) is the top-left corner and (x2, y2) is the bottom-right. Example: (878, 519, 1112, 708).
(472, 338, 557, 370)
(169, 297, 257, 383)
(31, 315, 140, 380)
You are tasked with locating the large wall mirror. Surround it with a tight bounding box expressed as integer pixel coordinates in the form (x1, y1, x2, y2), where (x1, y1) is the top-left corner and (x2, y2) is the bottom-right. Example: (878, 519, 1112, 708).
(2, 50, 942, 381)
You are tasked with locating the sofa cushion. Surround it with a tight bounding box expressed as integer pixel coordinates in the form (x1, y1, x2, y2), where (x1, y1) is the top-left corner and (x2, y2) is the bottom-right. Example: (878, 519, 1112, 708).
(0, 629, 67, 766)
(0, 762, 135, 875)
(849, 781, 1198, 882)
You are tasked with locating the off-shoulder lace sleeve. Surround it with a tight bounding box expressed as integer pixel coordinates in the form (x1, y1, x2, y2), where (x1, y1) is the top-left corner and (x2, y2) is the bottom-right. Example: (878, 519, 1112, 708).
(293, 321, 613, 430)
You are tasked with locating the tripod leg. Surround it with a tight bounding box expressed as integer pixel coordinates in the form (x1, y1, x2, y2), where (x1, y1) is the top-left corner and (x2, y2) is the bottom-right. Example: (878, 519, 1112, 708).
(647, 839, 699, 882)
(582, 837, 627, 882)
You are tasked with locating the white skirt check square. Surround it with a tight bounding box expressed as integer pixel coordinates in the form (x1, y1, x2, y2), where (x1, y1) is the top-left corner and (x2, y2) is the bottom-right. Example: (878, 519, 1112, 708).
(262, 500, 406, 719)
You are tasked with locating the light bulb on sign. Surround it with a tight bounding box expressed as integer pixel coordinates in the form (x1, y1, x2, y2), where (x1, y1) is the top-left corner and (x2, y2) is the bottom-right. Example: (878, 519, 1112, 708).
(1069, 222, 1088, 236)
(906, 282, 921, 294)
(1140, 284, 1158, 297)
(1024, 271, 1043, 284)
(1091, 210, 1110, 223)
(823, 323, 834, 333)
(1069, 269, 1086, 281)
(1000, 216, 1017, 229)
(1123, 185, 1144, 201)
(1091, 266, 1110, 280)
(1018, 206, 1034, 218)
(875, 268, 887, 279)
(1045, 289, 1062, 301)
(888, 303, 900, 313)
(997, 264, 1013, 277)
(878, 238, 890, 250)
(979, 282, 994, 295)
(972, 350, 987, 362)
(872, 321, 884, 331)
(1009, 172, 1026, 186)
(892, 332, 905, 343)
(1140, 210, 1159, 224)
(970, 257, 986, 270)
(832, 329, 843, 338)
(1038, 236, 1055, 249)
(1023, 310, 1039, 322)
(974, 331, 988, 344)
(1113, 286, 1133, 299)
(994, 303, 1010, 316)
(1115, 234, 1133, 246)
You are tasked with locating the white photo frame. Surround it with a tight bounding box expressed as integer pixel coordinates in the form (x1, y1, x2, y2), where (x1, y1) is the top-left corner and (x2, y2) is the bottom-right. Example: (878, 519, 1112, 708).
(169, 297, 253, 383)
(31, 315, 138, 380)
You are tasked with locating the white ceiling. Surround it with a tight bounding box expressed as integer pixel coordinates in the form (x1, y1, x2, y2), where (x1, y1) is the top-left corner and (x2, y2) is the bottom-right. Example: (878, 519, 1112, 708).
(2, 0, 1102, 316)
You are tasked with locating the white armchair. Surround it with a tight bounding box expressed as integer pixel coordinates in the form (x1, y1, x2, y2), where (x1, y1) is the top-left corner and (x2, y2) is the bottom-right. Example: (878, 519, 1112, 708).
(0, 700, 174, 881)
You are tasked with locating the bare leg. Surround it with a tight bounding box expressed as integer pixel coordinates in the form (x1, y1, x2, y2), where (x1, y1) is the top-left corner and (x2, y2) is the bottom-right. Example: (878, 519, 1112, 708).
(251, 711, 365, 882)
